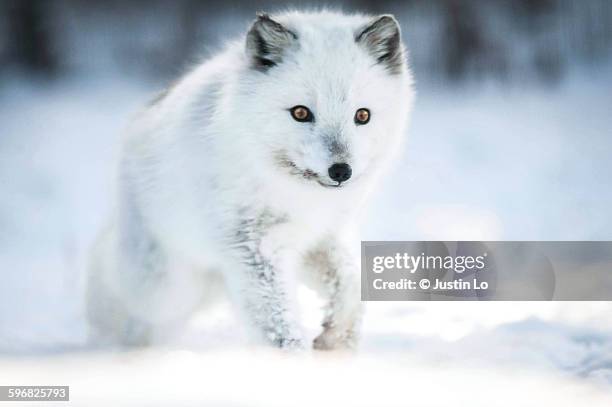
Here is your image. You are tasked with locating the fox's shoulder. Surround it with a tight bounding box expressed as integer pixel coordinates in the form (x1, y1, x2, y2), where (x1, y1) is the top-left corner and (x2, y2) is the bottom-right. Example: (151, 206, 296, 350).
(122, 45, 245, 150)
(146, 44, 243, 114)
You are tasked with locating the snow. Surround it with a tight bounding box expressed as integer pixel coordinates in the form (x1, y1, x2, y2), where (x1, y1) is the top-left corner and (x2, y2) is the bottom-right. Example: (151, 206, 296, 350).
(2, 349, 612, 407)
(1, 69, 611, 405)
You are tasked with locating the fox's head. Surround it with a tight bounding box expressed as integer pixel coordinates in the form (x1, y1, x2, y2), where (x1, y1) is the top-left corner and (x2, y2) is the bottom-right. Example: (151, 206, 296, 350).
(238, 11, 414, 189)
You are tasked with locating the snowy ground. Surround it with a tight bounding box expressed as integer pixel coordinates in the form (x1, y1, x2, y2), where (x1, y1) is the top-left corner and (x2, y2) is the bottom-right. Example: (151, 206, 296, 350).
(1, 70, 611, 405)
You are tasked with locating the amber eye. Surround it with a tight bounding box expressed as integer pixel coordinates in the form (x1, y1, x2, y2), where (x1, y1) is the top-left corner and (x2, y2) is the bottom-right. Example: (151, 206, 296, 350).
(354, 108, 370, 125)
(290, 105, 314, 123)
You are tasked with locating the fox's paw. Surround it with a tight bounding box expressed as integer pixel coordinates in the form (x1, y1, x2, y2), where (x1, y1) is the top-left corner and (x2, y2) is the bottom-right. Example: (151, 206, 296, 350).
(313, 326, 357, 351)
(278, 337, 305, 350)
(266, 331, 305, 350)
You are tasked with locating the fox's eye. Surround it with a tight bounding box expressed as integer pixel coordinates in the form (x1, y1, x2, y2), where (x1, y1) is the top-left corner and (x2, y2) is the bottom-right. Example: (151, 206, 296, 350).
(290, 106, 314, 123)
(354, 108, 370, 125)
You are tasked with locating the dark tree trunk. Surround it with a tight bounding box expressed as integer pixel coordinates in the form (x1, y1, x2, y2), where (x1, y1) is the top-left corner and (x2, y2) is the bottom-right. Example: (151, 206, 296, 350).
(442, 0, 483, 81)
(7, 0, 57, 75)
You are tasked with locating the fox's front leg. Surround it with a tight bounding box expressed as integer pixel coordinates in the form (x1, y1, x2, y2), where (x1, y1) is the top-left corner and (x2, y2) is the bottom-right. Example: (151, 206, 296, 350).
(306, 238, 363, 350)
(228, 213, 304, 349)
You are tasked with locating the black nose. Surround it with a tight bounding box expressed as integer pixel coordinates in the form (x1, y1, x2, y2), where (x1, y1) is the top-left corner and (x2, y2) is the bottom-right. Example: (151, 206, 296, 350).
(328, 163, 352, 183)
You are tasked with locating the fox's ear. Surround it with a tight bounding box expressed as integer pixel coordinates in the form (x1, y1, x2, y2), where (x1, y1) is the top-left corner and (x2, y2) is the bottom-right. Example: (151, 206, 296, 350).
(246, 13, 297, 72)
(355, 15, 404, 74)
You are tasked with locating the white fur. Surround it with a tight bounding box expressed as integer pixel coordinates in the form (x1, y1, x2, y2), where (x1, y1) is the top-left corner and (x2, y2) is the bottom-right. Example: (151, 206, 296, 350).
(87, 10, 414, 350)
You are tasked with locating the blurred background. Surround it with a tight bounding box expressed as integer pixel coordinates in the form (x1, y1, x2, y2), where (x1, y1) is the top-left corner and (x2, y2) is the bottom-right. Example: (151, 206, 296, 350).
(1, 1, 612, 405)
(2, 0, 612, 83)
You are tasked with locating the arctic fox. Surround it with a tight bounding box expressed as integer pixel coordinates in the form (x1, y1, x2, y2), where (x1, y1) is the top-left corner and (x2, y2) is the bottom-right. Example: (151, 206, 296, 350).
(87, 11, 414, 350)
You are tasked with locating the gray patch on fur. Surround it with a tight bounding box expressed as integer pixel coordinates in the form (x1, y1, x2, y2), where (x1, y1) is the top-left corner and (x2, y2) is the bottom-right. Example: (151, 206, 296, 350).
(232, 209, 287, 279)
(355, 15, 404, 75)
(246, 13, 298, 72)
(147, 89, 169, 107)
(274, 150, 318, 180)
(146, 77, 181, 108)
(326, 139, 349, 158)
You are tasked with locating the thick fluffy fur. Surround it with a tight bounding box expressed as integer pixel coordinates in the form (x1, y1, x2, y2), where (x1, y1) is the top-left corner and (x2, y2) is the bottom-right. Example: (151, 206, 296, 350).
(87, 11, 414, 350)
